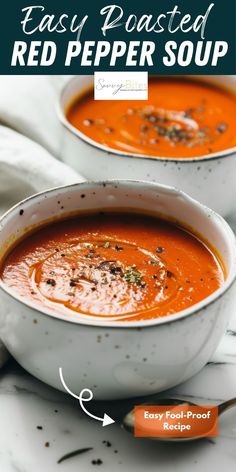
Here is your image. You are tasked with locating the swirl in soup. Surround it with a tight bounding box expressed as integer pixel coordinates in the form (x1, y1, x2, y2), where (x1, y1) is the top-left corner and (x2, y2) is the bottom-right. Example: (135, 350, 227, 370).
(0, 213, 224, 322)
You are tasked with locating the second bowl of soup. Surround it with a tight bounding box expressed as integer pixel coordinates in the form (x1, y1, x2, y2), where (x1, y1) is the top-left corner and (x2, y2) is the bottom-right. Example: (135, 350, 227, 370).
(59, 76, 236, 216)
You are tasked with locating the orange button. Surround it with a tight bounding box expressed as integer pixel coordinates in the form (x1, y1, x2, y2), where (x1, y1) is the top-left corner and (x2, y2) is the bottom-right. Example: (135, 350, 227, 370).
(134, 405, 218, 438)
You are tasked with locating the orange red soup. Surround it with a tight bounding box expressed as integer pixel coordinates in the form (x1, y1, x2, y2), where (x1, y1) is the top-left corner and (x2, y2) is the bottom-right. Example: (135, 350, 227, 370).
(0, 213, 224, 322)
(67, 78, 236, 158)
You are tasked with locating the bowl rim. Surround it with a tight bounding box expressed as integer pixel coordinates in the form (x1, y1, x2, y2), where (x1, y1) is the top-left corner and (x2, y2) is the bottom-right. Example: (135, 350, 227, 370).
(0, 180, 236, 329)
(57, 75, 236, 164)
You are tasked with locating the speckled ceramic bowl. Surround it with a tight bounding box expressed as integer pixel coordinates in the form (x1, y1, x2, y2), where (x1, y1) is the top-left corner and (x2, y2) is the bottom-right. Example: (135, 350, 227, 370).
(58, 75, 236, 217)
(0, 181, 236, 400)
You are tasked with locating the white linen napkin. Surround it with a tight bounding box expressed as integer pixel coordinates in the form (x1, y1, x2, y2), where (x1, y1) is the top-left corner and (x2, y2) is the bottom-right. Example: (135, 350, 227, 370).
(0, 76, 63, 157)
(0, 126, 81, 215)
(0, 76, 83, 366)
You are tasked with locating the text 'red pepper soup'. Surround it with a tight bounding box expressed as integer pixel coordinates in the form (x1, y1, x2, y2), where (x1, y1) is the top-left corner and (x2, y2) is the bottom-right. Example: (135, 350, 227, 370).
(67, 78, 236, 158)
(0, 213, 225, 322)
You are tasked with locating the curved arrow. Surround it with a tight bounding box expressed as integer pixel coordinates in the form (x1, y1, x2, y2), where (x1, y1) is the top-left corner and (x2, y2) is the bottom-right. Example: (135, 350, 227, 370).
(59, 367, 115, 427)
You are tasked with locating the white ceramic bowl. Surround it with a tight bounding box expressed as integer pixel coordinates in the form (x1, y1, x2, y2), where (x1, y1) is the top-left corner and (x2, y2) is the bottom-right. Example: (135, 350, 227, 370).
(0, 181, 236, 400)
(58, 75, 236, 217)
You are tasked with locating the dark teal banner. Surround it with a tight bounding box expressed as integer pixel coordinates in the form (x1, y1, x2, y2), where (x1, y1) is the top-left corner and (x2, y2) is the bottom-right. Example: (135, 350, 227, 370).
(0, 0, 235, 74)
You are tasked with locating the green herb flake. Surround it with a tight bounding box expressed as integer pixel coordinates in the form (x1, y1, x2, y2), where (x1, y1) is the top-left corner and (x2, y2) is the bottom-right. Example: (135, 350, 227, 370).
(124, 267, 143, 285)
(103, 242, 110, 249)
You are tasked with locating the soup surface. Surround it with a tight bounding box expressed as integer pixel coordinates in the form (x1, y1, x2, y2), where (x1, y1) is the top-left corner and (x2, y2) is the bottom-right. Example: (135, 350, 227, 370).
(67, 78, 236, 158)
(0, 213, 224, 322)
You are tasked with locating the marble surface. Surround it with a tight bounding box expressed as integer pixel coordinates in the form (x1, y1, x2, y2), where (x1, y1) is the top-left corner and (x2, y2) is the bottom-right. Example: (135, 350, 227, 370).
(1, 218, 236, 472)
